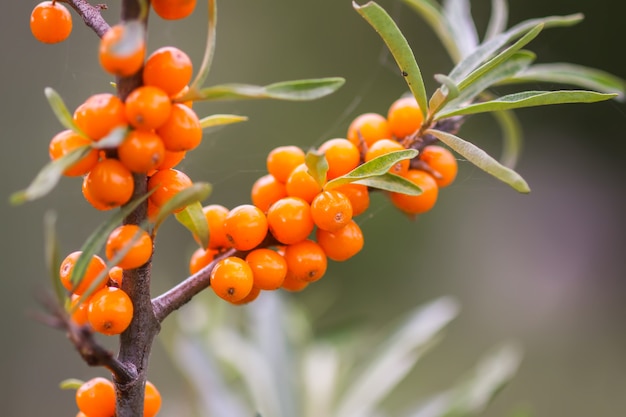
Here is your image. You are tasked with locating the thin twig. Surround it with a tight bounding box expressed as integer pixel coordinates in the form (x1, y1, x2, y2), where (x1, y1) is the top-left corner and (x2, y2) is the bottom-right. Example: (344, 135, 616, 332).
(64, 0, 111, 38)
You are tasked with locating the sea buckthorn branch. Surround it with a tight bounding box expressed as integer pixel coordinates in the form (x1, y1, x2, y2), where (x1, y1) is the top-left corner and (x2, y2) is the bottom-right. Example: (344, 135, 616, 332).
(64, 0, 110, 38)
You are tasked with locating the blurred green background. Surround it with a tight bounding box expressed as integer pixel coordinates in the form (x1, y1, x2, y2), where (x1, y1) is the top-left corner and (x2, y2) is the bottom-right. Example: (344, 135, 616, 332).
(1, 0, 625, 415)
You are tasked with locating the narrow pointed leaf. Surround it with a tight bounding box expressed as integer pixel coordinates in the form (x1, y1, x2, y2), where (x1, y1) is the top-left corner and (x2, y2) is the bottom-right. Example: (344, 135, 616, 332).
(400, 0, 461, 62)
(189, 0, 217, 92)
(44, 87, 85, 136)
(353, 173, 422, 195)
(437, 90, 617, 119)
(491, 108, 523, 169)
(194, 78, 345, 101)
(426, 129, 530, 193)
(305, 150, 329, 188)
(59, 378, 84, 390)
(10, 146, 91, 205)
(199, 114, 248, 129)
(448, 13, 583, 83)
(430, 74, 460, 113)
(484, 0, 508, 41)
(92, 126, 129, 149)
(504, 63, 626, 101)
(153, 182, 212, 225)
(175, 201, 210, 249)
(325, 149, 418, 189)
(44, 212, 66, 304)
(442, 0, 479, 59)
(354, 1, 428, 117)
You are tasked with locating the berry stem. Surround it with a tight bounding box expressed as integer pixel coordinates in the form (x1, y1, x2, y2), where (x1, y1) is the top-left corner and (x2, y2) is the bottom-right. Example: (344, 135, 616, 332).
(64, 0, 111, 38)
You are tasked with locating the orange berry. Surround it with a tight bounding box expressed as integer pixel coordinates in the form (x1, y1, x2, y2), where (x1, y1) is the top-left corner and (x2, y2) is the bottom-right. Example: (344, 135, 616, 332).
(223, 205, 268, 251)
(69, 294, 90, 326)
(108, 266, 124, 287)
(210, 257, 254, 303)
(283, 240, 327, 283)
(285, 163, 322, 204)
(30, 1, 72, 44)
(76, 377, 116, 417)
(419, 145, 458, 188)
(99, 23, 146, 77)
(156, 103, 202, 152)
(364, 138, 409, 176)
(147, 168, 193, 211)
(334, 183, 369, 216)
(316, 220, 364, 261)
(144, 381, 162, 417)
(155, 149, 186, 170)
(311, 190, 353, 232)
(266, 146, 305, 183)
(151, 0, 197, 20)
(48, 130, 99, 177)
(118, 130, 166, 173)
(81, 175, 110, 211)
(387, 96, 424, 139)
(189, 247, 218, 275)
(318, 138, 360, 180)
(73, 93, 127, 141)
(125, 86, 172, 130)
(390, 169, 438, 214)
(245, 248, 287, 290)
(232, 286, 261, 305)
(60, 251, 107, 295)
(267, 197, 314, 245)
(281, 273, 309, 292)
(105, 225, 153, 269)
(202, 204, 231, 249)
(88, 286, 134, 335)
(85, 158, 134, 209)
(347, 112, 391, 148)
(251, 174, 287, 213)
(143, 46, 193, 96)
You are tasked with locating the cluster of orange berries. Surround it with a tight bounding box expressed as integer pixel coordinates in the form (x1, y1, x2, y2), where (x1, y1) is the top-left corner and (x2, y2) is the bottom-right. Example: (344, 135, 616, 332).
(187, 97, 458, 305)
(74, 377, 161, 417)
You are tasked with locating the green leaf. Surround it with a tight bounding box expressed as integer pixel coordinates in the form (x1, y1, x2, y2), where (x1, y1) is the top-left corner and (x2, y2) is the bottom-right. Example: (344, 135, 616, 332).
(504, 63, 626, 101)
(353, 1, 428, 118)
(70, 193, 152, 298)
(448, 13, 583, 83)
(44, 87, 85, 136)
(442, 0, 479, 59)
(10, 146, 91, 205)
(426, 129, 530, 193)
(193, 78, 345, 101)
(44, 212, 66, 305)
(429, 74, 460, 114)
(353, 173, 422, 195)
(189, 0, 217, 92)
(437, 90, 617, 119)
(92, 125, 129, 149)
(491, 108, 523, 169)
(484, 0, 508, 41)
(199, 114, 248, 129)
(305, 150, 329, 188)
(153, 182, 212, 225)
(325, 149, 419, 189)
(175, 201, 209, 249)
(400, 0, 461, 63)
(335, 297, 460, 417)
(59, 378, 84, 390)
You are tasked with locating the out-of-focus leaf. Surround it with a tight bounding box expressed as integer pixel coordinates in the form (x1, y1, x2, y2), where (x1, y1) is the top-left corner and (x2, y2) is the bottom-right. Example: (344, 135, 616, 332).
(153, 182, 212, 225)
(335, 297, 460, 417)
(305, 150, 329, 188)
(353, 173, 422, 195)
(175, 201, 209, 249)
(92, 126, 128, 149)
(325, 149, 419, 190)
(199, 114, 248, 129)
(44, 87, 85, 135)
(405, 344, 523, 417)
(504, 63, 626, 101)
(354, 1, 428, 118)
(189, 0, 217, 92)
(437, 90, 617, 119)
(448, 13, 583, 83)
(491, 108, 523, 169)
(44, 212, 65, 304)
(59, 378, 84, 390)
(442, 0, 479, 59)
(484, 0, 508, 41)
(193, 78, 345, 101)
(400, 0, 461, 62)
(302, 344, 340, 417)
(426, 129, 530, 193)
(10, 146, 91, 205)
